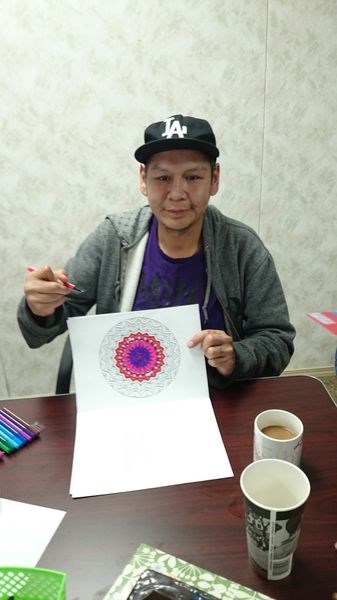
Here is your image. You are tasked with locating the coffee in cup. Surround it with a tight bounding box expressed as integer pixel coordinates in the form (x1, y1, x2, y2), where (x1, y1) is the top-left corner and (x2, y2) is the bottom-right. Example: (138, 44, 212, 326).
(254, 409, 303, 466)
(261, 425, 295, 440)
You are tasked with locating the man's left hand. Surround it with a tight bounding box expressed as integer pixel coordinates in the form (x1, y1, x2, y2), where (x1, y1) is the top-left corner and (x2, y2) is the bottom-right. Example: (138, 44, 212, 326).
(188, 329, 236, 377)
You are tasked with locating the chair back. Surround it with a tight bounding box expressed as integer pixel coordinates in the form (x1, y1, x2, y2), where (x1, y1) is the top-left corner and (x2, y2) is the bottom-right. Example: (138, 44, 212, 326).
(56, 336, 73, 394)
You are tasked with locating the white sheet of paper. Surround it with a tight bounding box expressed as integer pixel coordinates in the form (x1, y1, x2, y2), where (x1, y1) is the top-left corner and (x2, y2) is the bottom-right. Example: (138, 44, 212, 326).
(0, 498, 66, 565)
(68, 305, 233, 498)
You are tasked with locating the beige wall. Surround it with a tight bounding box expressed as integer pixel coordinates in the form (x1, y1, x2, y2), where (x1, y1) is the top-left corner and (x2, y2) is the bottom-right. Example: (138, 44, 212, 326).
(1, 0, 336, 399)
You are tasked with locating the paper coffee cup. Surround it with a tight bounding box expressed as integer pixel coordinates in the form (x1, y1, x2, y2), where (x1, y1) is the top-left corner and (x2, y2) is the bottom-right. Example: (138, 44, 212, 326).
(253, 409, 303, 466)
(240, 459, 310, 580)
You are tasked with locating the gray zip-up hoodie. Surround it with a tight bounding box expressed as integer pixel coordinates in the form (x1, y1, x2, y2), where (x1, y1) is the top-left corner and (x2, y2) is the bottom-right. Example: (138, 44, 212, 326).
(17, 204, 295, 389)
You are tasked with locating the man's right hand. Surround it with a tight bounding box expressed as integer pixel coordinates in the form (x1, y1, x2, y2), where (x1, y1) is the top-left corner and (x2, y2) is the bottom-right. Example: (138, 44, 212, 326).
(24, 265, 71, 317)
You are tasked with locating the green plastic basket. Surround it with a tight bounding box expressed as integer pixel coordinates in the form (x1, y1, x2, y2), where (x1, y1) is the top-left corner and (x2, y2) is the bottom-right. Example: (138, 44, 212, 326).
(0, 567, 66, 600)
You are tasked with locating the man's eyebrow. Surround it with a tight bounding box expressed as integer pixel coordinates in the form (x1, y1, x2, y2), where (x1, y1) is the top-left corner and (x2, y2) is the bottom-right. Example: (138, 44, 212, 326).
(149, 165, 170, 172)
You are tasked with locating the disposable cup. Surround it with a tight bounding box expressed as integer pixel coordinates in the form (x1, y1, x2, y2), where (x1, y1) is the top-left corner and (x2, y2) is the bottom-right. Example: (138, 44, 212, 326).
(253, 409, 303, 466)
(240, 458, 310, 580)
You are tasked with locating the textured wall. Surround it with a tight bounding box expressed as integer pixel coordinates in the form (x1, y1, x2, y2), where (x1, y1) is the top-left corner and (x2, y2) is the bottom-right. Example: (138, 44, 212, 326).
(1, 0, 336, 398)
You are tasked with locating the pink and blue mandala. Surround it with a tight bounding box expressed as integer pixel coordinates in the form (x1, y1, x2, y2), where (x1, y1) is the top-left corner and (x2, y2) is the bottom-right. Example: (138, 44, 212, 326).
(115, 331, 165, 382)
(99, 317, 181, 397)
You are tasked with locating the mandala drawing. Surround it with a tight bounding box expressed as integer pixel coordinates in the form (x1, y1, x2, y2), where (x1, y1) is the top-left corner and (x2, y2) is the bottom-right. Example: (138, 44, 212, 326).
(99, 317, 181, 397)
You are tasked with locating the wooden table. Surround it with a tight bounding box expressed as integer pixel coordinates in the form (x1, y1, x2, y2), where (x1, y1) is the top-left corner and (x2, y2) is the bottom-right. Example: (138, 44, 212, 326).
(1, 376, 336, 600)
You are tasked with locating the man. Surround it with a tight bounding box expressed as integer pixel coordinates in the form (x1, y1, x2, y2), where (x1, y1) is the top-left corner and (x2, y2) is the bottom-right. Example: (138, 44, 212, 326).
(17, 114, 295, 388)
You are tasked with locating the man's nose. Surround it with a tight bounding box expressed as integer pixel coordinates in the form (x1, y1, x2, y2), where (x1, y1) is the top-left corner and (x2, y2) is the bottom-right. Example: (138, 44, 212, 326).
(168, 177, 187, 200)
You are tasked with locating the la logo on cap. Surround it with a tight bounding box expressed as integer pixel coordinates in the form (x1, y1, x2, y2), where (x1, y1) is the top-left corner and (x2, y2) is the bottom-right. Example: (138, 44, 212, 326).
(161, 116, 187, 139)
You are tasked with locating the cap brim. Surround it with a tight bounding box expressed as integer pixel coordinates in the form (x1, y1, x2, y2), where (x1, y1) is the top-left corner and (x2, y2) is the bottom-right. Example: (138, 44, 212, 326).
(134, 138, 219, 163)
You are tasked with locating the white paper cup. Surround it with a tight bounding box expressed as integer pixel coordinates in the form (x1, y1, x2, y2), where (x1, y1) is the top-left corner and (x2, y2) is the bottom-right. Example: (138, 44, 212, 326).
(253, 409, 303, 466)
(240, 459, 310, 580)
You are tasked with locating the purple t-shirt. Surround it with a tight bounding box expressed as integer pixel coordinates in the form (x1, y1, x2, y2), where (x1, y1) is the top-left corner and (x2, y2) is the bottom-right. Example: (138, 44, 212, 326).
(132, 217, 225, 331)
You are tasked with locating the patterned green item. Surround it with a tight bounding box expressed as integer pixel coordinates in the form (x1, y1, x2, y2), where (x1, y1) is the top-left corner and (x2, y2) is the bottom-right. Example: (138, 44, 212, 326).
(104, 543, 274, 600)
(0, 567, 66, 600)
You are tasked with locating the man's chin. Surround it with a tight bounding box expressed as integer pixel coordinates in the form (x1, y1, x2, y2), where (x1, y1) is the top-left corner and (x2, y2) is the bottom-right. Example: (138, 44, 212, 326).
(163, 220, 193, 233)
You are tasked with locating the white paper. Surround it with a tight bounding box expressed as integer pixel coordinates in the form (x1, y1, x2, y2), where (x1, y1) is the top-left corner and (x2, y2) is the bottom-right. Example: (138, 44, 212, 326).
(68, 304, 210, 412)
(0, 498, 66, 565)
(68, 305, 233, 498)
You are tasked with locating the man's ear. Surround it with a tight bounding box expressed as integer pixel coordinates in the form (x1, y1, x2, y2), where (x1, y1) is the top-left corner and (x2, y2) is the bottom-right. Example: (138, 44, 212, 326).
(210, 163, 220, 197)
(139, 164, 147, 196)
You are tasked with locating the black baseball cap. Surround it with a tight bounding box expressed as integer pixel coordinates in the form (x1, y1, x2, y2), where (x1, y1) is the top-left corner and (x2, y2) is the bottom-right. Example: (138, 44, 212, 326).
(134, 114, 220, 164)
